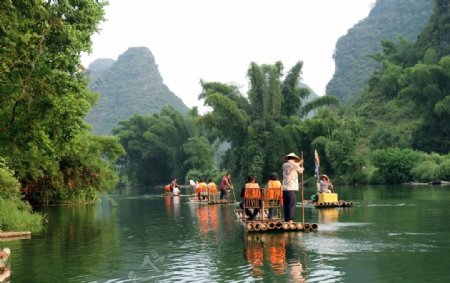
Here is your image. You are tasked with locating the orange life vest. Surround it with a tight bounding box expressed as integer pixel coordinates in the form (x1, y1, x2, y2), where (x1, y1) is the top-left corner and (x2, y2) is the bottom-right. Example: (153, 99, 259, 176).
(244, 182, 262, 199)
(266, 180, 282, 200)
(208, 182, 217, 194)
(198, 182, 208, 193)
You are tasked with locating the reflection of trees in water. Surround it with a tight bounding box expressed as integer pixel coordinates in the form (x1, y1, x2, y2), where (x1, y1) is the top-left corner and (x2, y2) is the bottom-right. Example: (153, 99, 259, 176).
(17, 203, 120, 280)
(244, 233, 306, 281)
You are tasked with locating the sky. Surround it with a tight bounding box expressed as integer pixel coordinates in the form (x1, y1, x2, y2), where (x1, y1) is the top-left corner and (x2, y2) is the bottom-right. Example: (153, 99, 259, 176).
(81, 0, 376, 111)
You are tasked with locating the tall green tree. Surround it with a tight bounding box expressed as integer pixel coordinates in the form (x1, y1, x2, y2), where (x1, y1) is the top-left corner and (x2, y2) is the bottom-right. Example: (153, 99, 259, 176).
(199, 61, 338, 183)
(0, 0, 123, 203)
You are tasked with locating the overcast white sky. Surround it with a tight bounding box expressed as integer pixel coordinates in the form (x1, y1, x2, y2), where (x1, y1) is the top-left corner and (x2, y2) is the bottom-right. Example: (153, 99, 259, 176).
(81, 0, 375, 110)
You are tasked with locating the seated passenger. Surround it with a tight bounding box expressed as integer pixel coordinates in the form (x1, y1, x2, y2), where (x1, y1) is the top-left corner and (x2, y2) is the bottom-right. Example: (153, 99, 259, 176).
(319, 175, 333, 193)
(197, 179, 208, 200)
(265, 172, 282, 219)
(239, 175, 262, 220)
(207, 179, 218, 201)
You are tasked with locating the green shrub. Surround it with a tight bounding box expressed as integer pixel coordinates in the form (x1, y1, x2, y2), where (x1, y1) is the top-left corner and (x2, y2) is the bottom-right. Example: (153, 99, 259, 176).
(411, 161, 440, 182)
(371, 148, 422, 184)
(437, 159, 450, 180)
(0, 158, 20, 200)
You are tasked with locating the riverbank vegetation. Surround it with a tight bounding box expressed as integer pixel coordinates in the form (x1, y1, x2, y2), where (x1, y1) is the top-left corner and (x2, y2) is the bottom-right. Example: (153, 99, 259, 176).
(0, 159, 42, 232)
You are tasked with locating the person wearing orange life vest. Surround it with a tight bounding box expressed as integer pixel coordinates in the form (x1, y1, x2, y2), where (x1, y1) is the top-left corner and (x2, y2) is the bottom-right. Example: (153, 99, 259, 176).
(265, 172, 283, 219)
(197, 178, 208, 200)
(207, 179, 218, 201)
(239, 175, 262, 220)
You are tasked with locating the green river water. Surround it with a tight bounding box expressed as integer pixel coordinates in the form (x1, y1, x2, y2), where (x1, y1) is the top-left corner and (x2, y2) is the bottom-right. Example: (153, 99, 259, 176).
(2, 185, 450, 282)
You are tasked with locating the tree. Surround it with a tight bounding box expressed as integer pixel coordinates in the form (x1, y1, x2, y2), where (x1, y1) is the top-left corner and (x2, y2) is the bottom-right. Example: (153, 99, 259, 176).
(114, 106, 200, 186)
(199, 61, 338, 183)
(0, 1, 123, 203)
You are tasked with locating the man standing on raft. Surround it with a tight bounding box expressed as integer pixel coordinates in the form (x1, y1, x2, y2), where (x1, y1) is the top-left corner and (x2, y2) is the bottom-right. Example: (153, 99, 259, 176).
(219, 172, 233, 200)
(282, 152, 304, 222)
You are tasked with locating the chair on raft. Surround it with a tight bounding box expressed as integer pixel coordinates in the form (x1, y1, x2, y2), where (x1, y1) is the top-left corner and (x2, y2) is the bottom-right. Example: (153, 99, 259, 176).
(243, 183, 263, 220)
(264, 182, 282, 219)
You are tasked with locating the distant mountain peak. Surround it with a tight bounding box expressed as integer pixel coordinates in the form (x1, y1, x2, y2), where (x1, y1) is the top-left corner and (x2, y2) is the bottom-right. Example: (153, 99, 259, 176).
(87, 58, 115, 73)
(86, 47, 188, 135)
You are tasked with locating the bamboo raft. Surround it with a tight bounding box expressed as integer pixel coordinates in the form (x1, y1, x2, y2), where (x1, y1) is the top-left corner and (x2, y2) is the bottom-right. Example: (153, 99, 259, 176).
(188, 195, 231, 205)
(0, 231, 31, 240)
(235, 209, 318, 233)
(312, 201, 354, 208)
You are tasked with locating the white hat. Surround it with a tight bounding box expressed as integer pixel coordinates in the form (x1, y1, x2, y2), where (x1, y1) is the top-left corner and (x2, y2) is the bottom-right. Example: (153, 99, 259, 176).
(284, 152, 301, 161)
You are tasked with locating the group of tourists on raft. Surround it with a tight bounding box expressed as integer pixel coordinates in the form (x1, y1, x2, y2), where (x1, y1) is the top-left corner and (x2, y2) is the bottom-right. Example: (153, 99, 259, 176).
(164, 178, 180, 196)
(193, 173, 234, 201)
(237, 152, 305, 222)
(239, 152, 335, 222)
(165, 151, 335, 221)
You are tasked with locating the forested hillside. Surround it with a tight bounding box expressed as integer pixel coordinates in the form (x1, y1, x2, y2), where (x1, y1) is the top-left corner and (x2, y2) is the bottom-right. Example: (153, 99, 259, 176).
(86, 47, 189, 135)
(327, 0, 434, 102)
(354, 0, 450, 148)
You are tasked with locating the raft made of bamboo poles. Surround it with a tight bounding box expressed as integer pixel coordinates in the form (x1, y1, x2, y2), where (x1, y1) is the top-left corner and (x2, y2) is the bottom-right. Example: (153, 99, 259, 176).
(207, 200, 230, 205)
(235, 209, 318, 233)
(313, 201, 354, 208)
(0, 231, 31, 240)
(189, 197, 232, 205)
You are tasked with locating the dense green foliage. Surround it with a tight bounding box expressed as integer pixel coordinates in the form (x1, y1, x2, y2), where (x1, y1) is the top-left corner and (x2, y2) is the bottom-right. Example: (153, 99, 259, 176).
(113, 106, 219, 186)
(86, 47, 189, 135)
(113, 62, 338, 187)
(353, 0, 450, 155)
(327, 0, 434, 102)
(0, 0, 124, 205)
(0, 158, 43, 232)
(198, 62, 339, 184)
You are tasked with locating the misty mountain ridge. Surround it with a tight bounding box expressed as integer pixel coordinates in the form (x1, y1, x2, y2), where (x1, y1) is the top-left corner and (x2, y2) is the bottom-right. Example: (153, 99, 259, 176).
(86, 47, 189, 135)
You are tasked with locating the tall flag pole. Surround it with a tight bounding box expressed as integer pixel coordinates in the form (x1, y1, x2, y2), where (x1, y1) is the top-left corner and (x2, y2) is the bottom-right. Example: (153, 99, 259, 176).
(314, 149, 320, 181)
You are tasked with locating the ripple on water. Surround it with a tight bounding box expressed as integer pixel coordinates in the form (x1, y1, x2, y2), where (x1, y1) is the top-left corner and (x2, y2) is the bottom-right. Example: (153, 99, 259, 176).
(366, 203, 415, 207)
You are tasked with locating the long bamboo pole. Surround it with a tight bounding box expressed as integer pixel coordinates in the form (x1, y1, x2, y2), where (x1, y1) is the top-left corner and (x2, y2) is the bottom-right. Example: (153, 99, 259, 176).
(301, 151, 305, 226)
(229, 178, 236, 202)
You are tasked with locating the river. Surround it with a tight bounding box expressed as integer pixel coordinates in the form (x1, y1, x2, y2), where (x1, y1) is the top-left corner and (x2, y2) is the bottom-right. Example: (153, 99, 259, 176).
(2, 185, 450, 282)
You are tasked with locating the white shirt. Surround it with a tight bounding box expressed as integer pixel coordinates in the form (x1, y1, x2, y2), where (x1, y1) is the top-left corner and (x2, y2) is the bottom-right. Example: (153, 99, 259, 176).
(282, 160, 304, 191)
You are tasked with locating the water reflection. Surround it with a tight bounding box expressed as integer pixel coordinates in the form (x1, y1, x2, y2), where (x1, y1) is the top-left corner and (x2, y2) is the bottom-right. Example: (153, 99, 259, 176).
(5, 186, 450, 282)
(192, 204, 220, 239)
(318, 208, 339, 224)
(244, 233, 306, 281)
(164, 195, 180, 217)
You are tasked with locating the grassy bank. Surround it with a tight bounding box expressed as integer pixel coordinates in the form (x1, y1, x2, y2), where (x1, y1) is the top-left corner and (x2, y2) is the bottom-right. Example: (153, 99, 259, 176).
(0, 198, 44, 233)
(0, 158, 44, 232)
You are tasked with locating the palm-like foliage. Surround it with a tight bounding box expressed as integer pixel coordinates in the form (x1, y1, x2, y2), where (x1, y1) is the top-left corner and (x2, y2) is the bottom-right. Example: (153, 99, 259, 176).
(199, 61, 338, 182)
